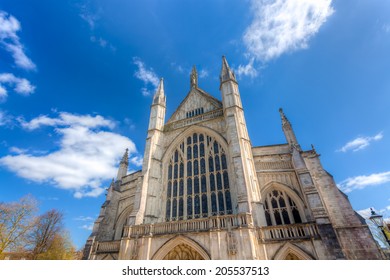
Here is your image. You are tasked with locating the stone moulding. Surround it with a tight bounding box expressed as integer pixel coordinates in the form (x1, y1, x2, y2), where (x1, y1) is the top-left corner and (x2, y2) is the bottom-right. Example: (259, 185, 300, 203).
(123, 213, 253, 238)
(164, 108, 223, 132)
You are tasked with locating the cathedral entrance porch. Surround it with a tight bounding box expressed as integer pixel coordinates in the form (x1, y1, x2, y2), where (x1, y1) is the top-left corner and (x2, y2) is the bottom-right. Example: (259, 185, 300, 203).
(162, 244, 205, 260)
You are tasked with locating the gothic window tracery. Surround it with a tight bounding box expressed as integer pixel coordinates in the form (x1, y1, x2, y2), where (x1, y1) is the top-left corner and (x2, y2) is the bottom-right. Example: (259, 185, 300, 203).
(264, 190, 302, 226)
(165, 132, 232, 221)
(162, 244, 204, 260)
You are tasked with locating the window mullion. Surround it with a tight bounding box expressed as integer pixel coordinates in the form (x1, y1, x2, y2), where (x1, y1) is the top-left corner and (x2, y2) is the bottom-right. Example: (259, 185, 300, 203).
(284, 192, 294, 223)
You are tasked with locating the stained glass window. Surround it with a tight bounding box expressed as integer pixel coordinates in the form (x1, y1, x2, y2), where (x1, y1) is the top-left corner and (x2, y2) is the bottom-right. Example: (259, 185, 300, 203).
(165, 133, 232, 221)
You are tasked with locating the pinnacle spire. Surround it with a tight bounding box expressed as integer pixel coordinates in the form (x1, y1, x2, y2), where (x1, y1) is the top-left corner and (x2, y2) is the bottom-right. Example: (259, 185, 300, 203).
(220, 55, 237, 84)
(190, 66, 198, 88)
(279, 108, 290, 126)
(279, 108, 299, 148)
(116, 148, 129, 180)
(153, 78, 165, 104)
(120, 148, 129, 165)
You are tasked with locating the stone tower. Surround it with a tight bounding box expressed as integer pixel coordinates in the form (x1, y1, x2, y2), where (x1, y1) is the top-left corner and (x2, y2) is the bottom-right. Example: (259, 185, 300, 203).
(83, 57, 383, 260)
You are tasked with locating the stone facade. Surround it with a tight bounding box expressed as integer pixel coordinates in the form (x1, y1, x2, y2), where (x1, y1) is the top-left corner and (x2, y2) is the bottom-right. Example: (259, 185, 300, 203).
(83, 57, 383, 260)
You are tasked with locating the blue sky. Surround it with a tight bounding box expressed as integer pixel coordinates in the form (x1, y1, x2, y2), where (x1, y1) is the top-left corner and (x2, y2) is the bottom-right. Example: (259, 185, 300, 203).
(0, 0, 389, 249)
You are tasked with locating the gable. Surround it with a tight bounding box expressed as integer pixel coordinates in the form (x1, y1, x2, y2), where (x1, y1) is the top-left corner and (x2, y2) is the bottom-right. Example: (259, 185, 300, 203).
(167, 87, 222, 123)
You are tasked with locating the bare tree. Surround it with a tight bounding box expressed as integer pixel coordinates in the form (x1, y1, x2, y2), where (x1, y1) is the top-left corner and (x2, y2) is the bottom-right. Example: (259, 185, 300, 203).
(0, 195, 37, 256)
(1, 197, 77, 260)
(28, 209, 64, 259)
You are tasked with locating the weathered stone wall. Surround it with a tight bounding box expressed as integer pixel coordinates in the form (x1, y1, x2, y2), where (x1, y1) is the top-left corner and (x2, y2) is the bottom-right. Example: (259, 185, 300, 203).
(303, 153, 382, 259)
(120, 228, 261, 260)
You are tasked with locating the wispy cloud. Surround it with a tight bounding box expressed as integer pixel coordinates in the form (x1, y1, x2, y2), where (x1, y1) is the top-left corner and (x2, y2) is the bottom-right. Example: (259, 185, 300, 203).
(81, 223, 94, 231)
(130, 156, 143, 167)
(80, 11, 98, 30)
(133, 57, 159, 96)
(244, 0, 334, 61)
(198, 69, 209, 79)
(337, 132, 383, 152)
(79, 5, 115, 51)
(0, 73, 35, 101)
(0, 112, 138, 198)
(74, 215, 95, 221)
(0, 11, 36, 70)
(338, 171, 390, 193)
(0, 110, 12, 126)
(383, 24, 390, 33)
(90, 36, 116, 51)
(9, 146, 28, 154)
(171, 62, 185, 73)
(239, 0, 334, 77)
(18, 111, 114, 130)
(236, 58, 258, 78)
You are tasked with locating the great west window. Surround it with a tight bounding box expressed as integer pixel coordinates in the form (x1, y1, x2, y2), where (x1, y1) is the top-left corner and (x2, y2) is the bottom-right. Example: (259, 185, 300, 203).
(165, 133, 232, 221)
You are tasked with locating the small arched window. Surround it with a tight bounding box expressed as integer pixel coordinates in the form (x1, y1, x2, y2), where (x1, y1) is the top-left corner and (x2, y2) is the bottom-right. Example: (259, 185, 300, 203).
(264, 190, 302, 226)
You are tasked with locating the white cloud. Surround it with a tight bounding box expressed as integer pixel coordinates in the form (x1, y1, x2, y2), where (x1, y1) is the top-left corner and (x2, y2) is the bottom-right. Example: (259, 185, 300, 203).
(0, 85, 7, 99)
(0, 11, 36, 70)
(0, 73, 35, 101)
(74, 216, 95, 221)
(81, 223, 94, 231)
(383, 24, 390, 33)
(171, 62, 185, 73)
(338, 171, 390, 193)
(198, 69, 209, 79)
(236, 58, 258, 78)
(243, 0, 334, 62)
(80, 12, 98, 30)
(0, 112, 138, 198)
(90, 35, 116, 51)
(0, 110, 11, 126)
(79, 6, 115, 51)
(18, 111, 114, 130)
(9, 146, 28, 154)
(133, 57, 159, 97)
(337, 132, 383, 152)
(130, 156, 143, 167)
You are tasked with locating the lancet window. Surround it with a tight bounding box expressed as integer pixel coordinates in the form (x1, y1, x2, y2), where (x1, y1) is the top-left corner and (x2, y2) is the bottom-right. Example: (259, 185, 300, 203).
(165, 133, 232, 221)
(186, 108, 204, 118)
(263, 190, 302, 226)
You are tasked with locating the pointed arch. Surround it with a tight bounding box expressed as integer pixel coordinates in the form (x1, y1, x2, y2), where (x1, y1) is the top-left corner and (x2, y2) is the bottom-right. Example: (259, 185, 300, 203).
(162, 126, 234, 221)
(261, 181, 307, 226)
(162, 125, 228, 162)
(273, 242, 314, 260)
(152, 235, 210, 260)
(262, 181, 303, 204)
(114, 205, 134, 240)
(101, 253, 117, 260)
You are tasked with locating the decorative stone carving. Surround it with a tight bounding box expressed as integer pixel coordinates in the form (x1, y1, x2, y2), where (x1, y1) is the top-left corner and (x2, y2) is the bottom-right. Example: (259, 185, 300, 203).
(162, 244, 204, 260)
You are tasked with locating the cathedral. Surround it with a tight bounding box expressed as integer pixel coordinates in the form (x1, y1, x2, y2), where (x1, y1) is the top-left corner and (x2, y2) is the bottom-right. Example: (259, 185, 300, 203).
(83, 57, 382, 260)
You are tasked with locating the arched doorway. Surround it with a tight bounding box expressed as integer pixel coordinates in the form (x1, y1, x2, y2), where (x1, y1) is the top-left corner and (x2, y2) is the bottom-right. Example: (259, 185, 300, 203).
(273, 242, 314, 260)
(152, 236, 210, 260)
(284, 253, 300, 260)
(163, 244, 204, 260)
